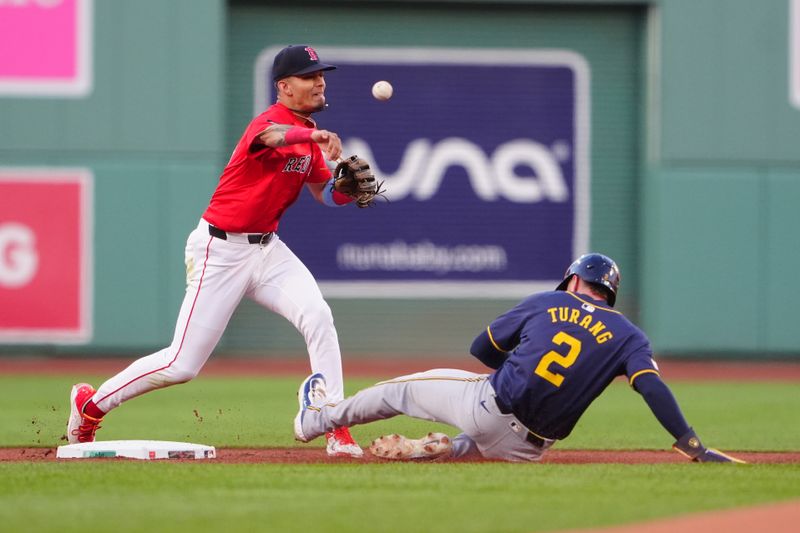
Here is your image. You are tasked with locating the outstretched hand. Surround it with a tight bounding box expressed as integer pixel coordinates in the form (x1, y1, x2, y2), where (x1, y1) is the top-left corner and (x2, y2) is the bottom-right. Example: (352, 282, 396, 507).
(672, 428, 746, 463)
(311, 129, 342, 162)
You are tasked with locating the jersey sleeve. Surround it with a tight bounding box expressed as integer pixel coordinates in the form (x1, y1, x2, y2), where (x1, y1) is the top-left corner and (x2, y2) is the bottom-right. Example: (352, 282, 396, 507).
(243, 115, 275, 159)
(470, 329, 508, 369)
(306, 142, 333, 183)
(486, 297, 534, 352)
(623, 335, 660, 387)
(632, 372, 691, 438)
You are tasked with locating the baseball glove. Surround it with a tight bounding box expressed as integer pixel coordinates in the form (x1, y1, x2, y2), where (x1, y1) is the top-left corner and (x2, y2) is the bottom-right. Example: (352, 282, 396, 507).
(332, 155, 385, 208)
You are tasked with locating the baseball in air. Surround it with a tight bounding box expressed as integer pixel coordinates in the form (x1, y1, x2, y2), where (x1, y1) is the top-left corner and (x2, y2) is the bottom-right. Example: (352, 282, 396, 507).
(371, 80, 393, 101)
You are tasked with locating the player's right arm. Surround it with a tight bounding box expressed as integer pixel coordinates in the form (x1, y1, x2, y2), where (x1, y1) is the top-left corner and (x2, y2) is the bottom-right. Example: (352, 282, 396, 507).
(469, 329, 508, 369)
(470, 298, 534, 369)
(255, 125, 342, 161)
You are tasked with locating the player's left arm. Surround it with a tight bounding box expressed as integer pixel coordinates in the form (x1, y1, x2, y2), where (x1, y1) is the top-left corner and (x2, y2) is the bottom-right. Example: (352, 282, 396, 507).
(306, 145, 354, 207)
(630, 362, 745, 463)
(306, 180, 352, 207)
(631, 372, 691, 439)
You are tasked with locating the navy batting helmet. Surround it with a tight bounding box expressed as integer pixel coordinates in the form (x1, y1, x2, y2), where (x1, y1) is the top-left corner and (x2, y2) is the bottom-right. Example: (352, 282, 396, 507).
(555, 253, 621, 306)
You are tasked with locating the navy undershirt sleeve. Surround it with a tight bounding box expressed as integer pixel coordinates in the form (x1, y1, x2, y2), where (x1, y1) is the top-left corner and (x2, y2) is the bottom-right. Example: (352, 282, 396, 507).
(632, 373, 691, 439)
(469, 330, 508, 370)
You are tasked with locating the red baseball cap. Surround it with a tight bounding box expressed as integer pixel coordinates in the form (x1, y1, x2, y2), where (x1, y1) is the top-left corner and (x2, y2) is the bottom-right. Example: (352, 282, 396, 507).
(272, 45, 337, 82)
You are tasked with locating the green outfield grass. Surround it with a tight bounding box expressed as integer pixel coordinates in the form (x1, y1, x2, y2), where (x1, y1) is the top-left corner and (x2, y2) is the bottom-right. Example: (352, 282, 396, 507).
(1, 374, 799, 533)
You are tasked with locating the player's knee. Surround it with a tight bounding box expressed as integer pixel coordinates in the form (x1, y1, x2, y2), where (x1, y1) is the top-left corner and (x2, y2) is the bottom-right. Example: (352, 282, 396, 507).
(303, 301, 335, 329)
(164, 363, 201, 384)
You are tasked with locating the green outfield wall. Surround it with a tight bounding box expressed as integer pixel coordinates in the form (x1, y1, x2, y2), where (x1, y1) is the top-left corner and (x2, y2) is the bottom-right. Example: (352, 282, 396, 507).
(641, 0, 800, 355)
(0, 0, 798, 358)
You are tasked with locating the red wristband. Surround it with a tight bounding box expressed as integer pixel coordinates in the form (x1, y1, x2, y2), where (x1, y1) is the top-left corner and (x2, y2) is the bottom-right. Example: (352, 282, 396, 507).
(284, 127, 314, 144)
(332, 190, 353, 205)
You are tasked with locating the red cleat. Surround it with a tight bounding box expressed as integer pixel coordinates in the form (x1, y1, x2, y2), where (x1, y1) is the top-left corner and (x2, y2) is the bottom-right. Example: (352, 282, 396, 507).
(326, 426, 363, 458)
(66, 383, 103, 444)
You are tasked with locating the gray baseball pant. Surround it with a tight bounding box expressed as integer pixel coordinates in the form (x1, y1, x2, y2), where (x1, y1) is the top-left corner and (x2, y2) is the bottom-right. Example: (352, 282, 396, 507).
(300, 368, 554, 462)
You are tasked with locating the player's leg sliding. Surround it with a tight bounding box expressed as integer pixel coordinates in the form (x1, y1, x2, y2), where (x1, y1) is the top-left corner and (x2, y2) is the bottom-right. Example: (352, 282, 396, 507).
(294, 373, 363, 458)
(369, 433, 452, 461)
(294, 373, 450, 460)
(294, 373, 327, 443)
(66, 383, 103, 444)
(294, 371, 477, 460)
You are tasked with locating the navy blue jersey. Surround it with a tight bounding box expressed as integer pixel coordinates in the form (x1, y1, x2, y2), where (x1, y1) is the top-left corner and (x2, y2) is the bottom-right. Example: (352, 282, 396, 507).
(488, 290, 658, 440)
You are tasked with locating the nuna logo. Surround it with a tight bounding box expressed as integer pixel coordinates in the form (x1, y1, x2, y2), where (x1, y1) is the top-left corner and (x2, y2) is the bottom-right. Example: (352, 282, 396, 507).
(342, 136, 571, 203)
(254, 46, 591, 295)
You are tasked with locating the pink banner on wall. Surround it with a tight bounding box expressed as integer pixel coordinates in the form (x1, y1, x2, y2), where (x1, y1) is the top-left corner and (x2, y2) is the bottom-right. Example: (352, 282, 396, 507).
(0, 0, 93, 97)
(0, 169, 93, 343)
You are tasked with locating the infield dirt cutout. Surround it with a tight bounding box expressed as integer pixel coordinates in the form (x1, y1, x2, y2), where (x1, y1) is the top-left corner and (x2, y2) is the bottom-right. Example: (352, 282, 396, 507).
(2, 446, 799, 466)
(2, 357, 799, 532)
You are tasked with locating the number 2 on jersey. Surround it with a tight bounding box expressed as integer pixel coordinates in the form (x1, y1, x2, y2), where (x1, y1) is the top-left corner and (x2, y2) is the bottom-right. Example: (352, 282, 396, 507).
(534, 331, 582, 387)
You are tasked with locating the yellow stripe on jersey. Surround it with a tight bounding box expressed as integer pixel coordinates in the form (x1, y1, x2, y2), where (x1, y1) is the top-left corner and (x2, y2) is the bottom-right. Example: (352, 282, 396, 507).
(487, 326, 508, 352)
(564, 291, 623, 314)
(629, 368, 660, 386)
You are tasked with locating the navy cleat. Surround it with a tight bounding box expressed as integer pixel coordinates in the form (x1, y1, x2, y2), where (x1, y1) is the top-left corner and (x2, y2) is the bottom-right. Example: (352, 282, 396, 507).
(293, 373, 327, 442)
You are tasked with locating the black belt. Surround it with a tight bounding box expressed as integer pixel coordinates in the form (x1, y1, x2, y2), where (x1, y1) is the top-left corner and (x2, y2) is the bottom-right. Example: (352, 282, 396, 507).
(494, 396, 546, 447)
(208, 224, 274, 245)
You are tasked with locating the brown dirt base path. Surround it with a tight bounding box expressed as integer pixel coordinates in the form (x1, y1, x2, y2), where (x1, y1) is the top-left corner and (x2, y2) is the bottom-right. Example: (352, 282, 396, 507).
(1, 447, 799, 464)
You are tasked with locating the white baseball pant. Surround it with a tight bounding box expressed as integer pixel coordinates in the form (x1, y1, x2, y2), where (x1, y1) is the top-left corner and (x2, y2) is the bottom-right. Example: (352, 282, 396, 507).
(91, 218, 345, 412)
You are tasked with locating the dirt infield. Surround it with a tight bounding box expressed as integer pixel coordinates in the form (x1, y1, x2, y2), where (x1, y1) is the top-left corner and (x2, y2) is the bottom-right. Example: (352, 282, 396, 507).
(1, 446, 799, 464)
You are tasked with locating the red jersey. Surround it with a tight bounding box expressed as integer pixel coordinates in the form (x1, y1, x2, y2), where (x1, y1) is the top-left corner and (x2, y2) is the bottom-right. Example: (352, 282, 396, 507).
(203, 103, 331, 232)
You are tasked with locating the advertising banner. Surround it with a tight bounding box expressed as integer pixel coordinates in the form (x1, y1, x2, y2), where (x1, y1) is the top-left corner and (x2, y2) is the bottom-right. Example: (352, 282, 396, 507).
(0, 0, 93, 97)
(0, 169, 92, 343)
(254, 47, 590, 297)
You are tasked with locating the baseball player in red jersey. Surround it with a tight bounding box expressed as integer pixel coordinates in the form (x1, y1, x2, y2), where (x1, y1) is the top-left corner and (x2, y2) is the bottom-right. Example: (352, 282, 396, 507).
(66, 45, 365, 457)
